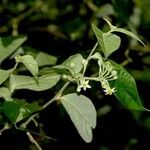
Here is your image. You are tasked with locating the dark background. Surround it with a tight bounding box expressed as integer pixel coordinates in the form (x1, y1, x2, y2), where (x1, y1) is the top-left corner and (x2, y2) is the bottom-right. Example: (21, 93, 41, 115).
(0, 0, 150, 149)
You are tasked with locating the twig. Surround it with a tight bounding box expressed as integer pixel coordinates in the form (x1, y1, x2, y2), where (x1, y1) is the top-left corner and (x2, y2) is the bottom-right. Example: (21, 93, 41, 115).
(20, 81, 70, 129)
(85, 0, 98, 12)
(42, 81, 70, 109)
(121, 49, 132, 66)
(82, 42, 98, 76)
(27, 132, 42, 150)
(88, 42, 98, 60)
(131, 45, 150, 53)
(19, 77, 70, 149)
(0, 123, 10, 136)
(18, 127, 57, 141)
(21, 113, 38, 128)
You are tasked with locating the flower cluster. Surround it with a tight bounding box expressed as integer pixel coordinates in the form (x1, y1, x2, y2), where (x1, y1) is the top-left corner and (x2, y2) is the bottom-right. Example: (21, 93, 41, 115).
(98, 61, 118, 95)
(76, 59, 118, 95)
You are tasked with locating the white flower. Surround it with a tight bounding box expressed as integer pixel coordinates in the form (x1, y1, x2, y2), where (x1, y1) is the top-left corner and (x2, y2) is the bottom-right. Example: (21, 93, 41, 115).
(103, 87, 116, 95)
(77, 79, 91, 92)
(99, 61, 118, 81)
(98, 60, 118, 95)
(101, 79, 109, 89)
(100, 79, 116, 95)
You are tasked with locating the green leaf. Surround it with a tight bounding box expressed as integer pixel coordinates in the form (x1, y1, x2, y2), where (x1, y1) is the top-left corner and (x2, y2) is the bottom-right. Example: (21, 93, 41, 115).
(16, 55, 38, 79)
(110, 61, 148, 111)
(0, 87, 11, 99)
(10, 73, 60, 92)
(25, 47, 57, 66)
(103, 18, 145, 46)
(52, 65, 71, 75)
(0, 69, 13, 85)
(0, 36, 27, 63)
(92, 24, 121, 57)
(113, 28, 145, 46)
(63, 54, 84, 75)
(60, 93, 96, 143)
(36, 52, 57, 67)
(2, 100, 41, 123)
(96, 4, 114, 17)
(50, 54, 84, 76)
(103, 32, 121, 57)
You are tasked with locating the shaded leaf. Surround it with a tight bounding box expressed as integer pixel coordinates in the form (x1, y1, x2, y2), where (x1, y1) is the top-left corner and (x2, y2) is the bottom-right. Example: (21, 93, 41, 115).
(3, 100, 41, 123)
(51, 65, 71, 75)
(61, 93, 96, 142)
(0, 36, 27, 63)
(25, 47, 57, 66)
(96, 4, 114, 17)
(111, 0, 131, 25)
(110, 61, 148, 111)
(36, 52, 57, 66)
(129, 69, 150, 83)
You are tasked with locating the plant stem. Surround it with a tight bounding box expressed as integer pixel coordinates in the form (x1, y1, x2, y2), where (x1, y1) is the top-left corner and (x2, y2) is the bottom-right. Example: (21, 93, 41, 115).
(18, 127, 57, 141)
(12, 62, 19, 71)
(27, 132, 42, 150)
(20, 81, 70, 128)
(21, 114, 38, 128)
(82, 42, 98, 76)
(20, 81, 70, 149)
(0, 123, 10, 135)
(84, 76, 99, 81)
(42, 81, 70, 109)
(88, 42, 98, 60)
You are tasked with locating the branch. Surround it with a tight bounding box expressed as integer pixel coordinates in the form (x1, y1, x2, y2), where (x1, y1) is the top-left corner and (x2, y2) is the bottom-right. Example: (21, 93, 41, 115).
(42, 81, 70, 109)
(27, 132, 42, 150)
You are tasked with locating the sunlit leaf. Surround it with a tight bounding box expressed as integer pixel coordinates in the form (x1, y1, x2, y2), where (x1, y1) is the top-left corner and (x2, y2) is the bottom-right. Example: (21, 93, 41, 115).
(104, 18, 145, 45)
(91, 52, 103, 61)
(0, 36, 27, 63)
(10, 73, 60, 92)
(16, 55, 38, 79)
(92, 24, 121, 57)
(0, 87, 11, 99)
(103, 32, 121, 57)
(63, 54, 84, 74)
(61, 93, 96, 142)
(0, 69, 13, 85)
(113, 28, 145, 46)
